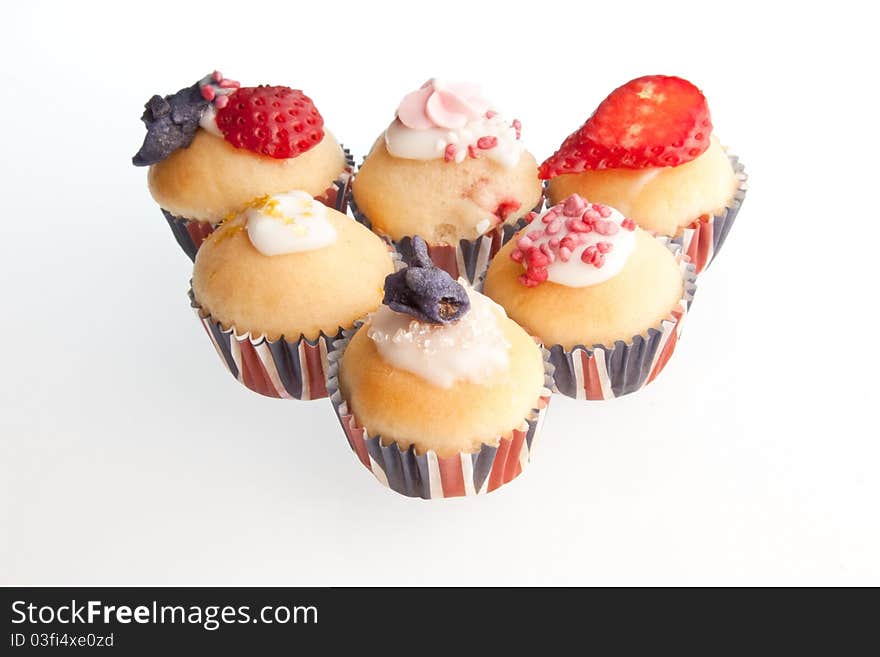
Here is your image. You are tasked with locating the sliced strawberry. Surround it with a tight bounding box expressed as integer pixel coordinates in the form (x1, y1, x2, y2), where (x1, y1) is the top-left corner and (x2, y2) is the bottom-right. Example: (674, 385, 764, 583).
(538, 75, 712, 178)
(215, 86, 324, 159)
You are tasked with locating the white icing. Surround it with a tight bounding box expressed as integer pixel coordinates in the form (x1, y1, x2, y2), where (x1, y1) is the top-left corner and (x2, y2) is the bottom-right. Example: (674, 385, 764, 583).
(245, 191, 336, 256)
(199, 104, 223, 137)
(367, 284, 511, 388)
(385, 113, 523, 168)
(520, 202, 636, 287)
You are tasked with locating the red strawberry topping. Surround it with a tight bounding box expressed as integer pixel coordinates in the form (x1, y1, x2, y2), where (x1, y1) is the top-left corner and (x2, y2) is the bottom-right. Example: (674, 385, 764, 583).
(538, 75, 712, 178)
(215, 86, 324, 159)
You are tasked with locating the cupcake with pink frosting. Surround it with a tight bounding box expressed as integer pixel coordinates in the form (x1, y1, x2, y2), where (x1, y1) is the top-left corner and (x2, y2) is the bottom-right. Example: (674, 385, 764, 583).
(483, 194, 697, 400)
(352, 79, 543, 286)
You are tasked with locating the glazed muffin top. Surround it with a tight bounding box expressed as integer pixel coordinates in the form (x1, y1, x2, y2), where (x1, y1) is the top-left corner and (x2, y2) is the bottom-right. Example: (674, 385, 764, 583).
(539, 75, 738, 235)
(338, 237, 547, 457)
(192, 191, 394, 341)
(133, 71, 347, 222)
(483, 195, 685, 350)
(351, 79, 542, 244)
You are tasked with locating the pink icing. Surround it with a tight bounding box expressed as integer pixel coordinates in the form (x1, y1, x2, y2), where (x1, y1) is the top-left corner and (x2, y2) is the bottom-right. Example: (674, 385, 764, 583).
(397, 79, 491, 130)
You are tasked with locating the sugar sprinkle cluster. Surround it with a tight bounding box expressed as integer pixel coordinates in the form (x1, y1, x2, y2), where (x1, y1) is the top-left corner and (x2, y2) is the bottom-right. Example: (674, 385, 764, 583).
(198, 71, 240, 109)
(512, 195, 637, 287)
(440, 112, 522, 164)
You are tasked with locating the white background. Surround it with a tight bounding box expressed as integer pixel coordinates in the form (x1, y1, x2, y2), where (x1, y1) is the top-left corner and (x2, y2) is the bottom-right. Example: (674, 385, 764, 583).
(1, 0, 877, 585)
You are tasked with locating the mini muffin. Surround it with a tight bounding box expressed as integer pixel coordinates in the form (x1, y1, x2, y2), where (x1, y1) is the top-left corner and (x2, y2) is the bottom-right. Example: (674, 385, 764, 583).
(483, 194, 696, 400)
(352, 79, 543, 284)
(541, 75, 746, 273)
(328, 237, 552, 499)
(191, 191, 394, 400)
(133, 71, 352, 259)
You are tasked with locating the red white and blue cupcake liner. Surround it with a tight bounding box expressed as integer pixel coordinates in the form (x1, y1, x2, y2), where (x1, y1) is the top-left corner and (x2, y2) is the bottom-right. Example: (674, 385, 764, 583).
(327, 330, 554, 499)
(548, 245, 697, 400)
(350, 186, 543, 289)
(669, 154, 747, 274)
(163, 146, 355, 261)
(189, 290, 341, 400)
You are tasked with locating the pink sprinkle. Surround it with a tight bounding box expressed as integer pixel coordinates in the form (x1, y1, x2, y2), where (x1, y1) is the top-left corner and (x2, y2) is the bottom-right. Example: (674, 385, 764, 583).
(596, 204, 612, 218)
(519, 275, 539, 287)
(485, 110, 497, 119)
(596, 241, 613, 254)
(512, 118, 522, 139)
(527, 229, 545, 240)
(477, 136, 498, 150)
(563, 195, 586, 217)
(541, 209, 558, 224)
(622, 218, 637, 231)
(444, 144, 457, 162)
(526, 211, 539, 222)
(581, 245, 598, 264)
(528, 250, 549, 267)
(516, 236, 533, 250)
(200, 85, 216, 101)
(568, 220, 591, 233)
(594, 220, 619, 236)
(510, 249, 524, 262)
(559, 247, 572, 262)
(214, 94, 229, 109)
(593, 253, 606, 268)
(219, 79, 240, 89)
(468, 145, 478, 159)
(212, 70, 223, 82)
(583, 209, 601, 223)
(546, 218, 562, 235)
(549, 238, 560, 249)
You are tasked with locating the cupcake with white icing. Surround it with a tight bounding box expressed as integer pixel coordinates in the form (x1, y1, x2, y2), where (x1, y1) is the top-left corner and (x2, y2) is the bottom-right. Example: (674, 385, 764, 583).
(328, 237, 552, 499)
(351, 79, 543, 286)
(483, 194, 697, 400)
(190, 191, 394, 400)
(133, 71, 353, 260)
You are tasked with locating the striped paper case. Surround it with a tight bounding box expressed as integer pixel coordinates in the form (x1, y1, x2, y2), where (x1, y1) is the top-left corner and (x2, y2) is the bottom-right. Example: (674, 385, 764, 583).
(190, 291, 342, 401)
(327, 333, 555, 499)
(162, 146, 356, 261)
(670, 154, 748, 274)
(350, 195, 542, 290)
(549, 247, 698, 400)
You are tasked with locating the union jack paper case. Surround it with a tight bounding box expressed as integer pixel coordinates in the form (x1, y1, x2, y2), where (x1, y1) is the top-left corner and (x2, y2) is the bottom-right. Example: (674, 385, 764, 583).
(669, 154, 747, 274)
(189, 290, 340, 401)
(549, 246, 697, 400)
(327, 330, 555, 499)
(163, 146, 356, 261)
(350, 193, 543, 290)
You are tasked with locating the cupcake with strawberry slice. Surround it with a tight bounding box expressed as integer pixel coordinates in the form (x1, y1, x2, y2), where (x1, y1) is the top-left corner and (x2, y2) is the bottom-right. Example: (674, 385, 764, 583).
(541, 75, 746, 273)
(133, 71, 353, 260)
